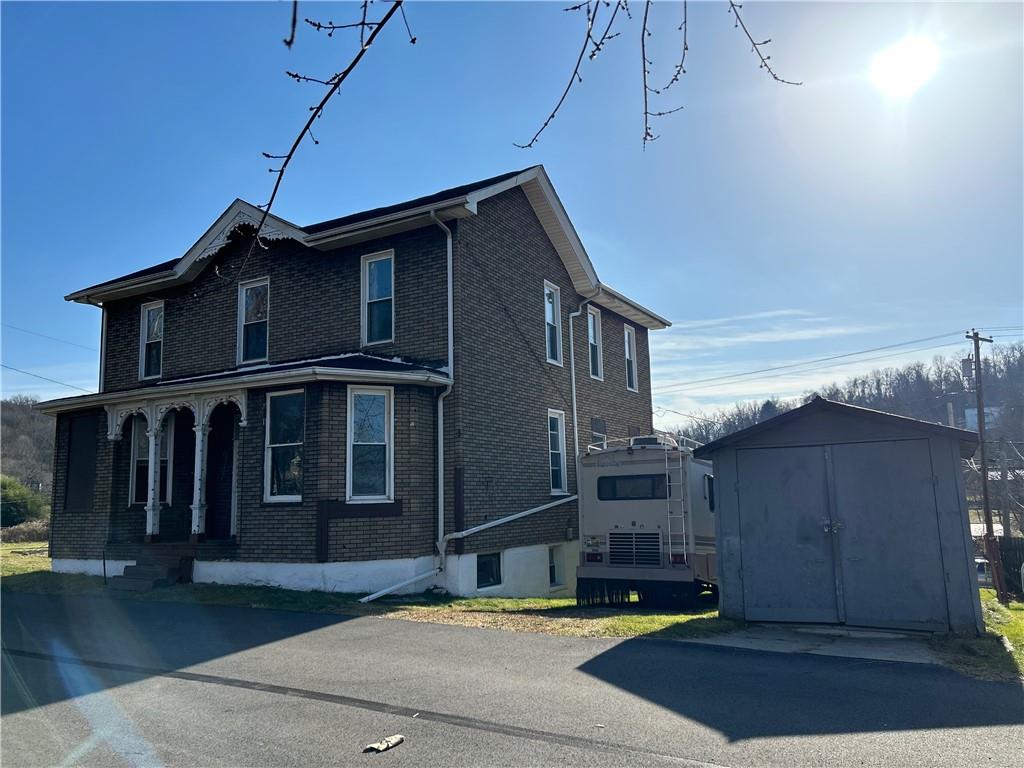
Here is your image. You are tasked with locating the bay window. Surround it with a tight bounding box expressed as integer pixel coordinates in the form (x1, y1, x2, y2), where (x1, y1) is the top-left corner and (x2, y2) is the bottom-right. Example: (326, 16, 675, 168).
(347, 386, 393, 501)
(264, 390, 304, 501)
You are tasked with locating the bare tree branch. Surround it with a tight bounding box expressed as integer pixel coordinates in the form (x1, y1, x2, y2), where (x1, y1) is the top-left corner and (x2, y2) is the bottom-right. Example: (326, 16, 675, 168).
(305, 17, 379, 38)
(514, 1, 599, 149)
(728, 1, 801, 86)
(253, 0, 405, 244)
(659, 0, 687, 92)
(283, 0, 298, 48)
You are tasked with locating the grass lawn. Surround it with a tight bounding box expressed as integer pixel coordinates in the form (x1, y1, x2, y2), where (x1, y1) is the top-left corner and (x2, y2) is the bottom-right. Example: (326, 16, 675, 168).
(3, 542, 1021, 679)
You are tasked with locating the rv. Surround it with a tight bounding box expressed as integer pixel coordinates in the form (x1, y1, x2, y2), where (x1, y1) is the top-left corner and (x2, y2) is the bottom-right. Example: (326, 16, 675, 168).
(576, 435, 716, 608)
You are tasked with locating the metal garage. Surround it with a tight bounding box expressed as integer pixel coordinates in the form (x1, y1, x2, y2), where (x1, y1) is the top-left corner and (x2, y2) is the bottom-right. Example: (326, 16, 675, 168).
(694, 398, 984, 634)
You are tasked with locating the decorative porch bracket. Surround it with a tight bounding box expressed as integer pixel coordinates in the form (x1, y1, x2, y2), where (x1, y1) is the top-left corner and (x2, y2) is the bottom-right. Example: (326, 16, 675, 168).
(103, 391, 247, 541)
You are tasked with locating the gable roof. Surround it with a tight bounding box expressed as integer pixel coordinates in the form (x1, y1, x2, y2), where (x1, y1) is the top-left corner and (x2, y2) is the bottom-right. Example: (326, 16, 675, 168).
(64, 166, 669, 329)
(692, 396, 979, 459)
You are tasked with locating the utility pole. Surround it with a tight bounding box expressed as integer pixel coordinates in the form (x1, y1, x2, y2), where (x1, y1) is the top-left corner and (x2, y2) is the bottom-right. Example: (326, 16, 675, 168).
(966, 329, 1009, 605)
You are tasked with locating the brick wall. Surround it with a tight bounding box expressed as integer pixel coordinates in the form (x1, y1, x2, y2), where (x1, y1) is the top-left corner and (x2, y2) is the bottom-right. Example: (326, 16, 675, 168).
(449, 188, 654, 555)
(49, 409, 112, 560)
(101, 225, 448, 393)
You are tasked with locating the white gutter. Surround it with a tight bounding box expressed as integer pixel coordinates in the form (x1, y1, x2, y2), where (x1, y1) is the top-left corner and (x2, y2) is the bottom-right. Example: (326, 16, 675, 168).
(430, 210, 455, 564)
(358, 567, 442, 603)
(438, 495, 578, 556)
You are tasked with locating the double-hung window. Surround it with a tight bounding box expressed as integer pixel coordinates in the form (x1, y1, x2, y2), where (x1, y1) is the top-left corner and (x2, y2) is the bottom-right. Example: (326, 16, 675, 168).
(265, 390, 304, 502)
(548, 409, 567, 494)
(129, 413, 172, 505)
(347, 386, 393, 501)
(544, 281, 562, 365)
(239, 278, 269, 364)
(624, 325, 638, 392)
(590, 417, 607, 450)
(139, 301, 163, 379)
(587, 306, 603, 380)
(362, 251, 394, 346)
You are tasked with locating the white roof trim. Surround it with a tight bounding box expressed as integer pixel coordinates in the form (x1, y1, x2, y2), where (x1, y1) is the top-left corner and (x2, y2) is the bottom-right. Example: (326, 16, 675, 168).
(64, 168, 669, 328)
(36, 365, 450, 415)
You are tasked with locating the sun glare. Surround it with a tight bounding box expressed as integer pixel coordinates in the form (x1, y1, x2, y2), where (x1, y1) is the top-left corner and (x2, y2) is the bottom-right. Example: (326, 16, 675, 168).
(869, 36, 940, 99)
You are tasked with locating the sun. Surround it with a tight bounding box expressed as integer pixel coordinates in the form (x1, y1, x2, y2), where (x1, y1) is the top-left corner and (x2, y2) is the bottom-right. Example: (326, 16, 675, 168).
(869, 36, 940, 99)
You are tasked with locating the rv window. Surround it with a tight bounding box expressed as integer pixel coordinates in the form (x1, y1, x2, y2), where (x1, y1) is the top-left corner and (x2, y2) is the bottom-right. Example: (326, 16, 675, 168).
(704, 474, 715, 512)
(597, 474, 667, 501)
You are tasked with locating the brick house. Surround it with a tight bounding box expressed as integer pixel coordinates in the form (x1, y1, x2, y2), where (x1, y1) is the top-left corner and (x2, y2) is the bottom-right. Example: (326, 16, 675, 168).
(38, 166, 669, 597)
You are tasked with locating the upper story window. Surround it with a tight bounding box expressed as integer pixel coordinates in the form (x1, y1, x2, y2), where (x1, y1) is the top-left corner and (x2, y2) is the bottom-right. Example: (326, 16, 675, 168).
(347, 386, 393, 501)
(624, 325, 638, 392)
(544, 281, 562, 365)
(587, 306, 603, 380)
(239, 278, 269, 364)
(362, 251, 394, 346)
(129, 413, 172, 505)
(548, 409, 567, 494)
(264, 390, 303, 502)
(139, 301, 163, 379)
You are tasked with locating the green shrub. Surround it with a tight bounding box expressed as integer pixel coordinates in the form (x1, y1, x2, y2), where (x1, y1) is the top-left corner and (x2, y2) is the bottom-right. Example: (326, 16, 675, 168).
(0, 475, 47, 527)
(0, 519, 49, 542)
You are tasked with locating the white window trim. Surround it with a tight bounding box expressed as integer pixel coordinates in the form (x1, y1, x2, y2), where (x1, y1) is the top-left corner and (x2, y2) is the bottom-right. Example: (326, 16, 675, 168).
(238, 277, 270, 366)
(361, 250, 395, 347)
(591, 432, 607, 450)
(548, 408, 568, 495)
(138, 300, 164, 381)
(128, 412, 173, 506)
(346, 385, 395, 503)
(476, 551, 504, 591)
(264, 389, 304, 503)
(587, 305, 603, 381)
(544, 281, 563, 366)
(624, 325, 639, 393)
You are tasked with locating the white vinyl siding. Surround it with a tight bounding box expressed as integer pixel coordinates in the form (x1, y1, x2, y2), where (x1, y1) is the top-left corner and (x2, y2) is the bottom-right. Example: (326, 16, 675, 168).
(587, 306, 603, 380)
(548, 409, 568, 494)
(139, 301, 163, 380)
(624, 325, 638, 392)
(361, 251, 394, 346)
(544, 281, 562, 365)
(238, 278, 269, 364)
(347, 386, 394, 502)
(129, 413, 172, 506)
(264, 390, 304, 502)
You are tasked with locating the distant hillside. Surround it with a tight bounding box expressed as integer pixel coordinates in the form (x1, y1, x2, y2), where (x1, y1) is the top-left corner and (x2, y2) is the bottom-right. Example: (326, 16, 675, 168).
(1, 396, 55, 496)
(674, 342, 1023, 444)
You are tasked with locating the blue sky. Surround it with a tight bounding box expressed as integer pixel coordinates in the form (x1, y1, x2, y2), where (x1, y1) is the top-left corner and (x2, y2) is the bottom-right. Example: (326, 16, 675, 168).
(2, 2, 1021, 424)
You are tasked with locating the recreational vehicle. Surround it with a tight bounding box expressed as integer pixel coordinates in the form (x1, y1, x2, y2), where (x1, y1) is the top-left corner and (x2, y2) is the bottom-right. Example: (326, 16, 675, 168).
(576, 435, 715, 608)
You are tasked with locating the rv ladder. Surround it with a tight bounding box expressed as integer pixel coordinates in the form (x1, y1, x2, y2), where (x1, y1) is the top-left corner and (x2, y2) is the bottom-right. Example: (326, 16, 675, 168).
(664, 448, 688, 565)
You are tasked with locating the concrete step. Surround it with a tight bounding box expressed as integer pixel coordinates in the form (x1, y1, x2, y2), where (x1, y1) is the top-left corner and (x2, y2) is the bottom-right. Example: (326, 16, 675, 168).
(108, 576, 158, 592)
(123, 564, 180, 582)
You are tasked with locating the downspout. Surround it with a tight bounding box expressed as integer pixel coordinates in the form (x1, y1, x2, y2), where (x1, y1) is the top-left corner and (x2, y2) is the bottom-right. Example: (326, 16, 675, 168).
(568, 290, 600, 551)
(430, 210, 454, 568)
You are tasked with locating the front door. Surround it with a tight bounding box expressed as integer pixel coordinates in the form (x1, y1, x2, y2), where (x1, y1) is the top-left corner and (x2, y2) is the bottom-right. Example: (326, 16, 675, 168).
(204, 406, 237, 540)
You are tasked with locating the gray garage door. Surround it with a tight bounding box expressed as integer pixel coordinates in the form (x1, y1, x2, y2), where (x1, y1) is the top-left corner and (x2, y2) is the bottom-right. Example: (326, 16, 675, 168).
(737, 439, 949, 630)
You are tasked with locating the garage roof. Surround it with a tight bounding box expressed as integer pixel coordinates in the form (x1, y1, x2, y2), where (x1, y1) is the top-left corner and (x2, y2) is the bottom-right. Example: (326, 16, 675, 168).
(693, 397, 979, 459)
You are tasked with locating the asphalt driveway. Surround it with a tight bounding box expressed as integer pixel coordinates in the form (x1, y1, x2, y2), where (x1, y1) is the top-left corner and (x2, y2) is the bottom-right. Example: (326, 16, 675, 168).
(2, 592, 1022, 767)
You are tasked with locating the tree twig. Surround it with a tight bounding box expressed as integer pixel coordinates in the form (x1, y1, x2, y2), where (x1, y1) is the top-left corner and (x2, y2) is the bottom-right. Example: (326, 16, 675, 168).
(283, 0, 298, 48)
(515, 1, 598, 149)
(727, 1, 801, 86)
(660, 0, 687, 92)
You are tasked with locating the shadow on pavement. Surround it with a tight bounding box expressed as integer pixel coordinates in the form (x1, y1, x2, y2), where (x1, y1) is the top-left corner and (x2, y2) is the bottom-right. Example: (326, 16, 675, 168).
(577, 632, 1024, 741)
(1, 589, 355, 717)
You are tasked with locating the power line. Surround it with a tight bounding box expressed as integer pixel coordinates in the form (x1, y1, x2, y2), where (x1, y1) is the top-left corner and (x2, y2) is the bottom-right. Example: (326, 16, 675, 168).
(1, 323, 97, 352)
(0, 363, 93, 393)
(653, 406, 724, 425)
(657, 339, 968, 396)
(653, 331, 964, 394)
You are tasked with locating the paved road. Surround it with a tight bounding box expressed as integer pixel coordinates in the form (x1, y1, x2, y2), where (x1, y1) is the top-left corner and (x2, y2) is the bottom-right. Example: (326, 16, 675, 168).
(2, 592, 1021, 767)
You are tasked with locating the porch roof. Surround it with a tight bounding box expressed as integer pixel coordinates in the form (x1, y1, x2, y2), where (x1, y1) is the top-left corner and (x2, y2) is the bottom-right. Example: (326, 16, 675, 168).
(36, 353, 449, 415)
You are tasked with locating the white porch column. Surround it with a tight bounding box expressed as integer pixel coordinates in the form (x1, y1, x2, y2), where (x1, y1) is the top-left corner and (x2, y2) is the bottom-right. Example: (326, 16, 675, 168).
(191, 414, 211, 540)
(144, 422, 162, 539)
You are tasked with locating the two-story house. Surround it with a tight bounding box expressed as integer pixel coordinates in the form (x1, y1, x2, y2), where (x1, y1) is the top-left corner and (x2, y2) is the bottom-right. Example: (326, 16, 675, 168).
(38, 166, 669, 597)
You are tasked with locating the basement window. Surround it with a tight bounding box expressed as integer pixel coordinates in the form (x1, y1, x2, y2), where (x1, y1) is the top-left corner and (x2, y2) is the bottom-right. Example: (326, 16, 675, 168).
(477, 552, 502, 589)
(549, 545, 564, 587)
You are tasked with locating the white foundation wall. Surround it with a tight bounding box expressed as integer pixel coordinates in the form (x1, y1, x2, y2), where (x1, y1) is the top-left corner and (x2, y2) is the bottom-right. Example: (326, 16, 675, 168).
(52, 558, 136, 577)
(193, 556, 438, 594)
(442, 541, 578, 598)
